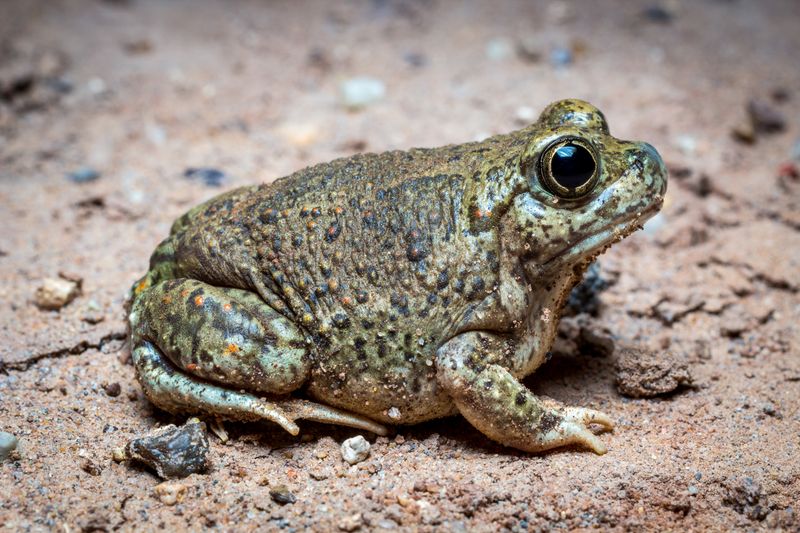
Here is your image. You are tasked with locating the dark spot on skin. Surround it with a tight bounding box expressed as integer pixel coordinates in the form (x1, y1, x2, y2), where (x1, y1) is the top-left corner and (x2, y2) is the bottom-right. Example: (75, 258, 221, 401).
(356, 290, 369, 304)
(367, 267, 379, 284)
(441, 296, 450, 308)
(272, 236, 282, 252)
(545, 351, 553, 362)
(427, 293, 437, 305)
(515, 392, 527, 406)
(325, 223, 341, 242)
(300, 207, 310, 217)
(292, 235, 303, 247)
(436, 271, 449, 290)
(311, 207, 322, 218)
(406, 241, 429, 262)
(354, 337, 367, 360)
(483, 379, 493, 390)
(539, 412, 561, 433)
(453, 278, 465, 293)
(332, 313, 350, 329)
(361, 320, 373, 329)
(376, 338, 387, 358)
(467, 277, 486, 300)
(260, 208, 279, 224)
(390, 293, 409, 316)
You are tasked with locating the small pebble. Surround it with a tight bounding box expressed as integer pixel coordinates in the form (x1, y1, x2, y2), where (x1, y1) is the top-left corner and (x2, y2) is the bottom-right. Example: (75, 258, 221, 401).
(485, 37, 513, 61)
(675, 134, 697, 156)
(403, 52, 426, 68)
(67, 167, 100, 183)
(111, 447, 127, 463)
(0, 431, 19, 461)
(761, 402, 782, 418)
(387, 407, 401, 420)
(516, 37, 542, 63)
(34, 277, 81, 310)
(341, 435, 371, 465)
(549, 46, 573, 67)
(688, 485, 699, 495)
(748, 99, 786, 133)
(269, 485, 296, 505)
(184, 167, 228, 187)
(514, 105, 537, 125)
(103, 382, 121, 397)
(642, 5, 674, 24)
(337, 513, 363, 532)
(124, 419, 210, 479)
(154, 481, 187, 506)
(339, 77, 386, 109)
(81, 458, 102, 476)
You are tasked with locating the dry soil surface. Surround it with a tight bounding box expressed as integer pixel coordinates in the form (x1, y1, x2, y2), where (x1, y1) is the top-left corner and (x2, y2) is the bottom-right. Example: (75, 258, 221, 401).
(1, 1, 799, 531)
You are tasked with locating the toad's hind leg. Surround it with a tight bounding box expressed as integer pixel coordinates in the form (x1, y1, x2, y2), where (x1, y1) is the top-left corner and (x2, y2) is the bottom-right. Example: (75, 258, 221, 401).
(129, 278, 386, 435)
(132, 342, 387, 436)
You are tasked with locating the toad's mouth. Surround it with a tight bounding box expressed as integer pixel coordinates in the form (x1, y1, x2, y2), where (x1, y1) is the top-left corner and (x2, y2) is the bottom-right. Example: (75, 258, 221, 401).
(535, 201, 662, 275)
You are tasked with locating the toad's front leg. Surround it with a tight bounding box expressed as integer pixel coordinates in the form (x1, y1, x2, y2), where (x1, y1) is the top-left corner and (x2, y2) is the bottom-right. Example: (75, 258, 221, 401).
(436, 331, 613, 454)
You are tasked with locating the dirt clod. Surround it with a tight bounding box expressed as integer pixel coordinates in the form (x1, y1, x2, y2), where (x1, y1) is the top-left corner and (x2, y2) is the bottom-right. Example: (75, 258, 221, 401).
(269, 484, 296, 505)
(337, 512, 363, 531)
(124, 419, 210, 479)
(102, 382, 121, 397)
(615, 344, 693, 398)
(722, 477, 769, 521)
(34, 277, 80, 310)
(154, 480, 188, 506)
(747, 99, 786, 133)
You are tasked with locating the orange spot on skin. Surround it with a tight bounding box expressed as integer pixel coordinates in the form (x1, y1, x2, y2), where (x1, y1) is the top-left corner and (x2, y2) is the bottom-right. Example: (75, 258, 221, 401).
(134, 278, 150, 294)
(161, 295, 173, 304)
(333, 206, 344, 215)
(223, 303, 232, 312)
(181, 289, 191, 298)
(307, 220, 317, 230)
(224, 343, 239, 355)
(186, 363, 198, 371)
(474, 209, 492, 219)
(194, 295, 204, 306)
(341, 296, 352, 306)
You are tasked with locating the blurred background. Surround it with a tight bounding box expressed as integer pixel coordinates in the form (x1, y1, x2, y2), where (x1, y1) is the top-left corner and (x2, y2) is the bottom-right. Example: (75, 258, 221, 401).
(1, 1, 799, 531)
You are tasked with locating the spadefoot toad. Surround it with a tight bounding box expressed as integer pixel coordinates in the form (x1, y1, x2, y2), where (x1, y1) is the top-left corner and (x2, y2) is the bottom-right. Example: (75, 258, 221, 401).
(128, 99, 667, 454)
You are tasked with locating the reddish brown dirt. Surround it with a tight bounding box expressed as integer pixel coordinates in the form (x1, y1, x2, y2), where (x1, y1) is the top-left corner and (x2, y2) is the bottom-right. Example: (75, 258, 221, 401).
(1, 1, 799, 531)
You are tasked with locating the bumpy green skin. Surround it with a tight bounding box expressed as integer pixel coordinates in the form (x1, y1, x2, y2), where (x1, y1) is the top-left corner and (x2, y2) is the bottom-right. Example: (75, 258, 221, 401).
(128, 99, 668, 454)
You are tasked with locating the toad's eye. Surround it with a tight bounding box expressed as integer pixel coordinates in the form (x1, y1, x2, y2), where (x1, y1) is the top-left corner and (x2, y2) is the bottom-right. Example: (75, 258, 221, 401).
(538, 138, 599, 198)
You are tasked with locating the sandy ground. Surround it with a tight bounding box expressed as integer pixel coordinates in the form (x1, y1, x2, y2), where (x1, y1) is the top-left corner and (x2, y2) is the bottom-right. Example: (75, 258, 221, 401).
(1, 0, 799, 531)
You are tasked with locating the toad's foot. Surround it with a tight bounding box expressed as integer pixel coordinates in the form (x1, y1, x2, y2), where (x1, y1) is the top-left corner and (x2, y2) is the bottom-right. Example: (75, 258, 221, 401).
(132, 340, 387, 436)
(540, 403, 614, 454)
(437, 331, 614, 454)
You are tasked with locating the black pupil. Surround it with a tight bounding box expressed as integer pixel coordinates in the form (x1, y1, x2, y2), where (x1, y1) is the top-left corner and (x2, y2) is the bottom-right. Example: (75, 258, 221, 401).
(550, 143, 595, 189)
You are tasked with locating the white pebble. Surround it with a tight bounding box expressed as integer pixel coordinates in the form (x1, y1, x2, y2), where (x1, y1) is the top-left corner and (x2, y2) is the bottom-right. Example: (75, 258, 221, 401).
(485, 38, 513, 61)
(515, 105, 537, 124)
(387, 407, 401, 420)
(339, 77, 386, 110)
(341, 435, 370, 465)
